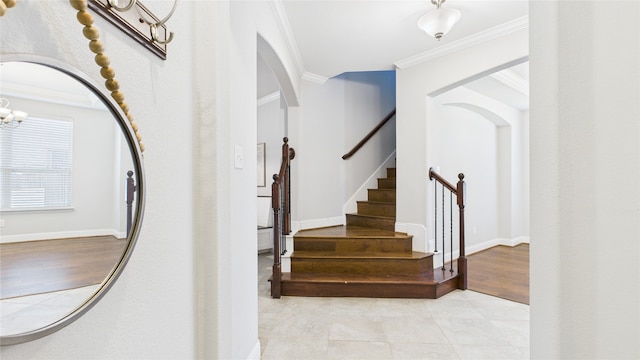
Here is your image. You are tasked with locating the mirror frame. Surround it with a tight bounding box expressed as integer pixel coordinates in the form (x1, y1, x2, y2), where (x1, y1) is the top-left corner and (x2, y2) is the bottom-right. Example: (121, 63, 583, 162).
(0, 54, 146, 346)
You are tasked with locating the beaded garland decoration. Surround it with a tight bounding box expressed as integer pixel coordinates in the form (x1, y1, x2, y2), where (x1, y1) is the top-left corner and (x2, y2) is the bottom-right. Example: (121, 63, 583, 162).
(0, 0, 145, 152)
(0, 0, 16, 16)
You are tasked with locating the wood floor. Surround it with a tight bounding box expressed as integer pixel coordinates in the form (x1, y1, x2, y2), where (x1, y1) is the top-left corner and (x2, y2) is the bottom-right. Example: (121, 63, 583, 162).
(0, 236, 127, 299)
(467, 243, 529, 304)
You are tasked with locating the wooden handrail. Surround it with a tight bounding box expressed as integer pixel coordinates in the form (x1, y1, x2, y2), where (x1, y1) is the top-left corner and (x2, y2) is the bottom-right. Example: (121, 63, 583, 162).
(271, 137, 295, 299)
(342, 109, 396, 160)
(429, 168, 467, 290)
(429, 168, 457, 194)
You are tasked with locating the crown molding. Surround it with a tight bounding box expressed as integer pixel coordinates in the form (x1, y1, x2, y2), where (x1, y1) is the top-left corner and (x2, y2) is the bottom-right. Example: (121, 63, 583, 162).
(1, 82, 105, 110)
(257, 91, 281, 106)
(490, 69, 529, 96)
(269, 0, 306, 80)
(394, 15, 529, 70)
(301, 72, 328, 84)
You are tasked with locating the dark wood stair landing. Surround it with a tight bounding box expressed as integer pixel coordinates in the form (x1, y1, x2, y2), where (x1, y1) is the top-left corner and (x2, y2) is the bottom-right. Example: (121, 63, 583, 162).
(275, 167, 460, 299)
(279, 225, 459, 299)
(280, 268, 459, 299)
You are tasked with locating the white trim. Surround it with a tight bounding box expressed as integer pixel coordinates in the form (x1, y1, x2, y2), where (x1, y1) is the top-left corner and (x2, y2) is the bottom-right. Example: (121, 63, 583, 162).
(281, 255, 291, 272)
(490, 70, 529, 96)
(302, 72, 329, 84)
(269, 0, 306, 79)
(292, 216, 344, 232)
(466, 236, 530, 256)
(394, 16, 529, 70)
(282, 238, 292, 272)
(343, 150, 396, 215)
(246, 340, 261, 360)
(395, 222, 427, 253)
(1, 229, 124, 244)
(513, 236, 530, 245)
(432, 236, 530, 268)
(467, 237, 509, 256)
(257, 227, 273, 252)
(2, 82, 105, 110)
(257, 91, 280, 107)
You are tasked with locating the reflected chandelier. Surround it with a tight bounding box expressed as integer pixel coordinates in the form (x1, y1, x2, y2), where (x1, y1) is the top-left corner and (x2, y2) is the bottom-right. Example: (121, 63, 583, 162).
(417, 0, 461, 41)
(0, 98, 27, 129)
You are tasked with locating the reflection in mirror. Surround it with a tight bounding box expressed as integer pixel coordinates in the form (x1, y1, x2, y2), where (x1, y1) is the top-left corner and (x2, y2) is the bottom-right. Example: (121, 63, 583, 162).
(0, 59, 144, 344)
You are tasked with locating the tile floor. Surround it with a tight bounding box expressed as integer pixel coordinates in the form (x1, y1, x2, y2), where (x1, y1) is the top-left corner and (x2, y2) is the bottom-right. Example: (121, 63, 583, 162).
(0, 285, 99, 337)
(258, 253, 529, 360)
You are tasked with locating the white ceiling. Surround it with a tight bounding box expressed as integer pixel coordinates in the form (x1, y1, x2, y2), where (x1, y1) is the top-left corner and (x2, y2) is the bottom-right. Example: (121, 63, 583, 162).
(259, 0, 529, 110)
(0, 62, 103, 109)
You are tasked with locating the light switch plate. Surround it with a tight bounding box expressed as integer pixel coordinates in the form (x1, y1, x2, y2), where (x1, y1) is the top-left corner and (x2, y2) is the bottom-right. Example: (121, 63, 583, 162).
(234, 145, 244, 169)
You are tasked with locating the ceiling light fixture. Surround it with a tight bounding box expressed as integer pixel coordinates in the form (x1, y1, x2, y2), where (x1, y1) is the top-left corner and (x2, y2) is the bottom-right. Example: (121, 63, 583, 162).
(417, 0, 461, 41)
(0, 98, 27, 129)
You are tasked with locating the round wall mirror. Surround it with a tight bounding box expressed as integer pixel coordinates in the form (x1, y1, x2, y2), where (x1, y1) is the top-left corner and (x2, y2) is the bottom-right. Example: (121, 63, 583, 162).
(0, 55, 145, 345)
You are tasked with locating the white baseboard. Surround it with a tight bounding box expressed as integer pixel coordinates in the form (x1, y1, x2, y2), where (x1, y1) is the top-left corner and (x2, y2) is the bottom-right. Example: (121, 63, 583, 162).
(432, 236, 530, 268)
(292, 216, 344, 232)
(276, 234, 294, 272)
(512, 236, 530, 245)
(281, 253, 291, 272)
(0, 228, 124, 244)
(343, 150, 397, 215)
(246, 340, 261, 360)
(395, 222, 427, 253)
(258, 228, 273, 252)
(467, 236, 530, 255)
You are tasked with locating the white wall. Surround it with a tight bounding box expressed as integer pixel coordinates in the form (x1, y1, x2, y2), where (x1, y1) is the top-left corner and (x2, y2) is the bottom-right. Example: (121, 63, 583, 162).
(294, 71, 397, 228)
(511, 110, 529, 238)
(257, 96, 282, 197)
(1, 1, 195, 358)
(342, 71, 396, 205)
(396, 28, 528, 252)
(437, 104, 499, 247)
(0, 1, 301, 357)
(296, 77, 346, 222)
(1, 97, 129, 242)
(193, 1, 303, 358)
(420, 82, 528, 256)
(530, 2, 640, 359)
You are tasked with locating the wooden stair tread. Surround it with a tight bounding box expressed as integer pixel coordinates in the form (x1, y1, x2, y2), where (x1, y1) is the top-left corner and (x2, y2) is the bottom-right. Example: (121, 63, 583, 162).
(357, 200, 395, 205)
(269, 165, 461, 299)
(281, 271, 457, 285)
(295, 225, 408, 239)
(292, 250, 431, 260)
(277, 269, 460, 298)
(346, 213, 394, 220)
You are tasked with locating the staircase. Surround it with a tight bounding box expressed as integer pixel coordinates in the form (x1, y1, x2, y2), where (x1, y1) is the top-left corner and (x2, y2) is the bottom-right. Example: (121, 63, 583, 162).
(276, 167, 460, 299)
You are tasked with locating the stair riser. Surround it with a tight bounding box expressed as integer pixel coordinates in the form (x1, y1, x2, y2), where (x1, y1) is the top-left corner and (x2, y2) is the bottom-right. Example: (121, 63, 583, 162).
(291, 257, 433, 276)
(346, 214, 395, 232)
(367, 189, 396, 203)
(377, 178, 396, 189)
(280, 278, 458, 299)
(387, 168, 396, 178)
(294, 238, 412, 253)
(357, 202, 396, 217)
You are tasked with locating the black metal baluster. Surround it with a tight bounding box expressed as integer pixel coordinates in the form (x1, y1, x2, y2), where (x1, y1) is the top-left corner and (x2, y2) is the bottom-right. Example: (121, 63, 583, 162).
(434, 179, 438, 254)
(280, 182, 286, 255)
(450, 191, 454, 272)
(441, 183, 445, 270)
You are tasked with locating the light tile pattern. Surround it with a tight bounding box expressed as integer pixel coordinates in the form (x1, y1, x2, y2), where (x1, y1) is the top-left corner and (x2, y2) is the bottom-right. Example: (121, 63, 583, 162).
(258, 253, 529, 360)
(0, 285, 99, 337)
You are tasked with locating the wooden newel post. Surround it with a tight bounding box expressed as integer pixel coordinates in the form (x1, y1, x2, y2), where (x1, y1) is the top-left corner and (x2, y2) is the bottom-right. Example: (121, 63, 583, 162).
(126, 170, 135, 238)
(271, 174, 282, 298)
(456, 173, 467, 290)
(282, 137, 291, 235)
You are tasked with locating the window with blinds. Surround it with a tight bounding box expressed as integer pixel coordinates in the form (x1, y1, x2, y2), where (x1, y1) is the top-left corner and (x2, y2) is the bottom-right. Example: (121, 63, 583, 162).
(0, 117, 73, 211)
